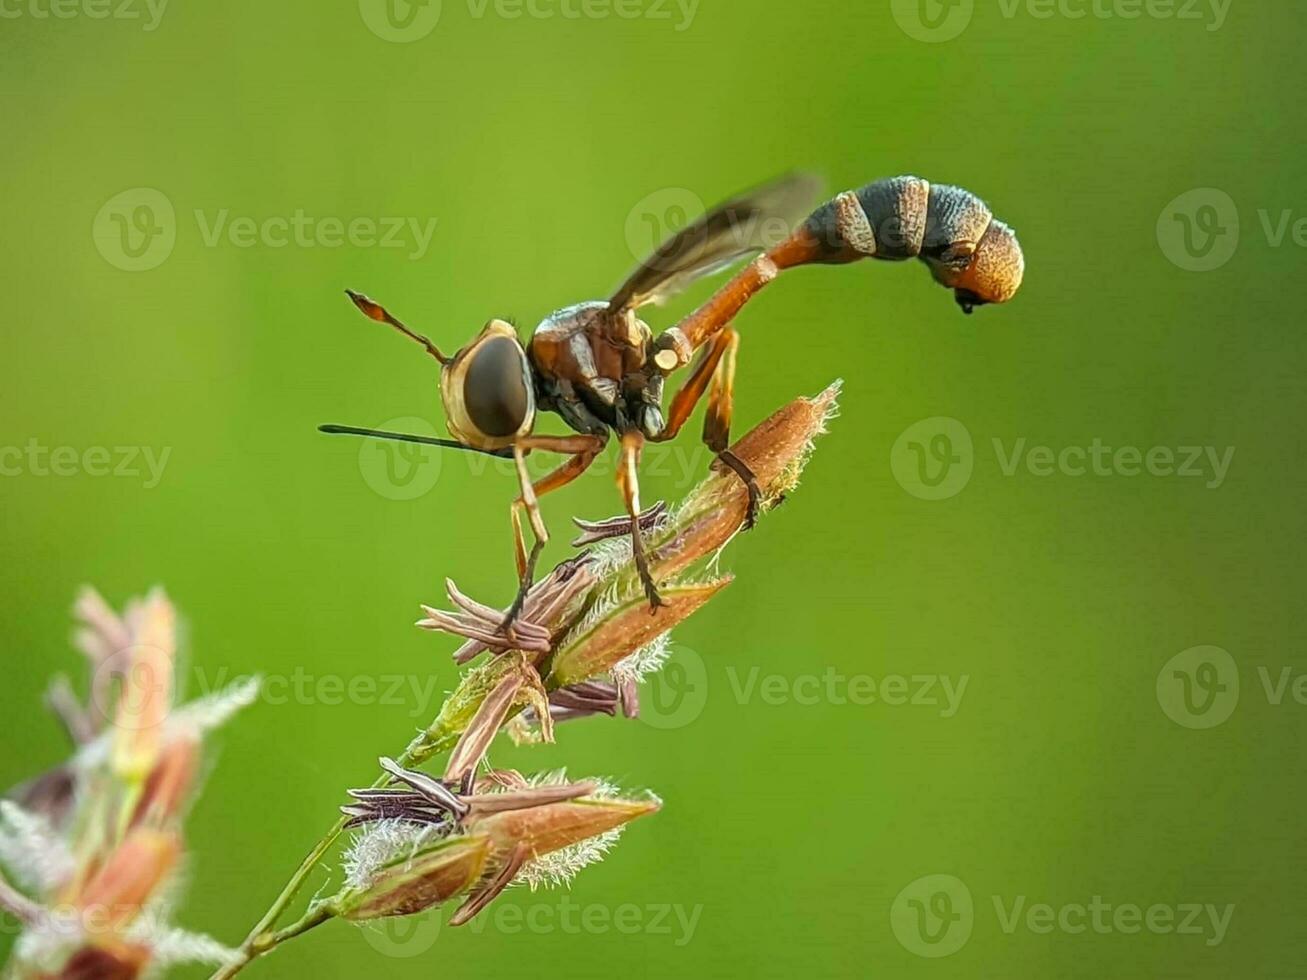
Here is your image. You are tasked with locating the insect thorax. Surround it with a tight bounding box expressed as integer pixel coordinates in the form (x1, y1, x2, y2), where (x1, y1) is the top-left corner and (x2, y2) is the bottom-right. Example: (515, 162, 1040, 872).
(528, 301, 663, 437)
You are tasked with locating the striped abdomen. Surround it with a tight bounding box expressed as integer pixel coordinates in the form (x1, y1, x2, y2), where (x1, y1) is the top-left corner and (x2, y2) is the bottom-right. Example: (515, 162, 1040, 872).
(797, 175, 1024, 312)
(660, 173, 1028, 369)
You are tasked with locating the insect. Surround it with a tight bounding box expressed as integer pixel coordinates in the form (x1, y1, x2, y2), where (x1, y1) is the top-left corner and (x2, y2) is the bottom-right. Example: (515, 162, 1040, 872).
(322, 174, 1024, 627)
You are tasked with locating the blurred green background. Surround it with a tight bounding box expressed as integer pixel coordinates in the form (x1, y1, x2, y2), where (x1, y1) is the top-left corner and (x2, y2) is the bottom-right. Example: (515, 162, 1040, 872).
(2, 0, 1305, 976)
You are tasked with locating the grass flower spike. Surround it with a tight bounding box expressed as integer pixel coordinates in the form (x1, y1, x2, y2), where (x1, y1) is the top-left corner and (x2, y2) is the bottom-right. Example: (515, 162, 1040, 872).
(0, 386, 837, 979)
(0, 588, 260, 979)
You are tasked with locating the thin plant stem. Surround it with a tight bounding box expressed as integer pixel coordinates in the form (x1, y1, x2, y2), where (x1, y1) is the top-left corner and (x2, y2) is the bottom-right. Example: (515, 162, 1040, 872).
(208, 386, 838, 980)
(251, 904, 334, 954)
(209, 734, 433, 979)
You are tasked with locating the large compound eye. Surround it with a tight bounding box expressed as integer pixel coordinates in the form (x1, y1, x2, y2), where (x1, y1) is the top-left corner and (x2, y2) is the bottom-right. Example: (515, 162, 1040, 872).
(462, 335, 531, 438)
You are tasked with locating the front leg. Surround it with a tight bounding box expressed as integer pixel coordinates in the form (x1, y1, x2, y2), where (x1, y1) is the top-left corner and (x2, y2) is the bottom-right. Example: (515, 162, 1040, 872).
(505, 445, 547, 633)
(616, 431, 664, 611)
(504, 433, 608, 632)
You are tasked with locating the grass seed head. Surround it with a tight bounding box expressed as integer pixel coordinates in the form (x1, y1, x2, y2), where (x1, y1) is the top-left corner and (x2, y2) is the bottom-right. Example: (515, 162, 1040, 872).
(336, 835, 492, 921)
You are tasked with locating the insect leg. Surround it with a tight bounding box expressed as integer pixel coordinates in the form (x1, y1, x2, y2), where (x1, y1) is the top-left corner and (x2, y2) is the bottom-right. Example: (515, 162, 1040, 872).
(652, 328, 762, 528)
(506, 447, 545, 633)
(700, 330, 764, 529)
(518, 434, 609, 479)
(616, 431, 664, 611)
(449, 840, 529, 927)
(652, 229, 818, 368)
(504, 434, 607, 630)
(702, 328, 739, 451)
(653, 327, 736, 443)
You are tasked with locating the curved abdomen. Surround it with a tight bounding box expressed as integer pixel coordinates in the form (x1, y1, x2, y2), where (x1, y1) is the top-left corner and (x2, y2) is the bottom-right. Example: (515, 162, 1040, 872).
(657, 174, 1026, 371)
(788, 175, 1024, 310)
(802, 176, 991, 263)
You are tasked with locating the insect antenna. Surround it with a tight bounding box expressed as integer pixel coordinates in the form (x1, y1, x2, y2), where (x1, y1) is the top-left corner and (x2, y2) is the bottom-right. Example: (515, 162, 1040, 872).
(318, 424, 514, 459)
(345, 289, 450, 365)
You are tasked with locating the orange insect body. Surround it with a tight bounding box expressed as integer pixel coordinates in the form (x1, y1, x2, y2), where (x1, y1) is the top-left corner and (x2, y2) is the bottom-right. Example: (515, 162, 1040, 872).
(328, 174, 1024, 623)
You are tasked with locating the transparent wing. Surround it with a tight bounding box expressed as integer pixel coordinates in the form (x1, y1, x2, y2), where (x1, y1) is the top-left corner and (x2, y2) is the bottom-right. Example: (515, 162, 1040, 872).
(608, 172, 823, 313)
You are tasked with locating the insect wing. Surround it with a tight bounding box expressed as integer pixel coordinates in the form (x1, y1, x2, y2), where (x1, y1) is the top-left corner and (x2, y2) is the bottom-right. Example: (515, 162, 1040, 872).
(608, 172, 823, 312)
